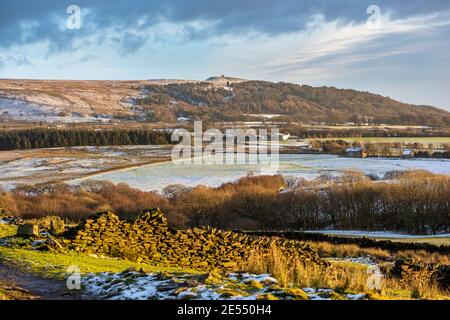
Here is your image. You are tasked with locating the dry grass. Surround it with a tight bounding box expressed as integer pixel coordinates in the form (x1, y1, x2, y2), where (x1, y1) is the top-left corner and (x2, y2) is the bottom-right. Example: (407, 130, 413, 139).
(308, 241, 390, 260)
(395, 250, 450, 265)
(307, 241, 450, 264)
(0, 79, 144, 116)
(381, 268, 445, 300)
(241, 244, 371, 292)
(240, 244, 449, 300)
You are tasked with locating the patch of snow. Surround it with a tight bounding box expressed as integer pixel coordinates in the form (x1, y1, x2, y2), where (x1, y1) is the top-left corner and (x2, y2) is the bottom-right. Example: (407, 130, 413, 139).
(306, 230, 450, 239)
(244, 114, 282, 119)
(327, 256, 378, 266)
(346, 293, 367, 300)
(83, 272, 330, 301)
(228, 273, 277, 284)
(302, 288, 334, 300)
(0, 97, 112, 123)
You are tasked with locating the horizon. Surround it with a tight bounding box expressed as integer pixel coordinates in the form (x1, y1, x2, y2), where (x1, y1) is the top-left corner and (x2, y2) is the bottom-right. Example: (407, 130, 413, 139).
(1, 1, 450, 111)
(1, 76, 448, 112)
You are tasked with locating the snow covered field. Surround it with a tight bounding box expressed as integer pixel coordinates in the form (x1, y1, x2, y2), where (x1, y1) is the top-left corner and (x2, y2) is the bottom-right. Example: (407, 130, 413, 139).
(0, 146, 171, 190)
(1, 148, 449, 192)
(83, 154, 450, 192)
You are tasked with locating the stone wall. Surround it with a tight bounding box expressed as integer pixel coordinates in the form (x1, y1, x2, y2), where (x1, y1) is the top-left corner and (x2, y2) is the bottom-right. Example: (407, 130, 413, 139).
(390, 259, 450, 290)
(246, 231, 450, 254)
(62, 209, 328, 271)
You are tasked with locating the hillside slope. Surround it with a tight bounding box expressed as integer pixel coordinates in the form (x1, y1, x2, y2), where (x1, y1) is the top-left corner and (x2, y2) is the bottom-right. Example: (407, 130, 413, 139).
(140, 81, 450, 126)
(0, 78, 448, 126)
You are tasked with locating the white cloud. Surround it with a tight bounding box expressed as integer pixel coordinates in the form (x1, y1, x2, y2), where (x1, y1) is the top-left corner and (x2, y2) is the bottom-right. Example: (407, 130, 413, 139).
(210, 10, 450, 82)
(1, 8, 450, 110)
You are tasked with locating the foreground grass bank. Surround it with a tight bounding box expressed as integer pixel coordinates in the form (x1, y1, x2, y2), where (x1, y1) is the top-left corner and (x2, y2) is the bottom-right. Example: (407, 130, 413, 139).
(1, 221, 449, 300)
(0, 246, 199, 280)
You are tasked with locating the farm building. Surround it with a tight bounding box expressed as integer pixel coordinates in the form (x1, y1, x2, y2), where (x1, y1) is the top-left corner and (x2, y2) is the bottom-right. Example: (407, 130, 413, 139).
(402, 149, 415, 158)
(273, 133, 291, 141)
(345, 147, 367, 158)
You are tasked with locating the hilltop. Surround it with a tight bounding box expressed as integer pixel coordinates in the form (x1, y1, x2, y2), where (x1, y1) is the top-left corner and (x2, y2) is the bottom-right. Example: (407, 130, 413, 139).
(0, 77, 449, 126)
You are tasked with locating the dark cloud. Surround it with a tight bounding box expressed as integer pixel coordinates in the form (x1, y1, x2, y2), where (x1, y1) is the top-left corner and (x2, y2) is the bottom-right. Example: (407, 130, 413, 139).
(0, 0, 449, 54)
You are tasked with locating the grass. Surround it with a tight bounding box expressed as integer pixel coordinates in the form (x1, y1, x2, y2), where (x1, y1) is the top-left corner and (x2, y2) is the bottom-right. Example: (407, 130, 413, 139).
(307, 232, 450, 246)
(384, 237, 450, 246)
(0, 225, 198, 280)
(0, 283, 37, 300)
(308, 241, 450, 265)
(331, 234, 450, 246)
(241, 244, 372, 292)
(1, 223, 448, 300)
(240, 244, 450, 300)
(310, 137, 450, 144)
(308, 241, 390, 260)
(0, 224, 17, 238)
(0, 246, 200, 280)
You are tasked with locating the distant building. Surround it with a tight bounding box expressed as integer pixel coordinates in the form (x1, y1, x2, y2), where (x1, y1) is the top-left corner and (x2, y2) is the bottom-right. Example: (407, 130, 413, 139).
(177, 117, 191, 123)
(273, 133, 291, 141)
(402, 149, 415, 158)
(345, 147, 367, 158)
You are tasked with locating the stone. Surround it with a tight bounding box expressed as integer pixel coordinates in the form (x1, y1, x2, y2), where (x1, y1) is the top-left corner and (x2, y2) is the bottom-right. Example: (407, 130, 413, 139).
(61, 209, 328, 272)
(245, 280, 264, 290)
(35, 216, 65, 235)
(281, 288, 309, 300)
(17, 224, 39, 237)
(0, 208, 23, 225)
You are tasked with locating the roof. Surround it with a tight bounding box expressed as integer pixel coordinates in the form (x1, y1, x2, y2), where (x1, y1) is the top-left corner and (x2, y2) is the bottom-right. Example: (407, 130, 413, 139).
(402, 149, 413, 156)
(273, 133, 290, 137)
(346, 147, 363, 153)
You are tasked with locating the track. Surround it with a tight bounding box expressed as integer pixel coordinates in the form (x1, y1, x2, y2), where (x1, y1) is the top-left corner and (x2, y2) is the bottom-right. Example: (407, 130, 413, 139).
(0, 261, 91, 300)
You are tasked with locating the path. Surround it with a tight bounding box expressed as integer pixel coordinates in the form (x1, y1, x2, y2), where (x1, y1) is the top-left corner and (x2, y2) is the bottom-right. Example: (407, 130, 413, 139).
(0, 261, 92, 300)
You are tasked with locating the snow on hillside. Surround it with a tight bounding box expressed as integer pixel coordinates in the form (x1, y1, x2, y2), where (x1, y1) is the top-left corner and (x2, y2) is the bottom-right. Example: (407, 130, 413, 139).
(0, 97, 110, 123)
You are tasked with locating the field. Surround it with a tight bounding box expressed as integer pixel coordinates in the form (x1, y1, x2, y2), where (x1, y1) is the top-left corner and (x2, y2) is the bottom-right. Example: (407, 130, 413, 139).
(0, 146, 172, 190)
(311, 137, 450, 144)
(306, 231, 450, 246)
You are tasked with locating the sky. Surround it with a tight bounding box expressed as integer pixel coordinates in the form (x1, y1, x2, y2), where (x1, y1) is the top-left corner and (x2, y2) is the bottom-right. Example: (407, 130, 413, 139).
(0, 0, 449, 111)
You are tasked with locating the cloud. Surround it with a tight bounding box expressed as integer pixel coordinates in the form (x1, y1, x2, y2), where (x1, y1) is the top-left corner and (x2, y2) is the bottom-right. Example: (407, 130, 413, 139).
(1, 0, 449, 54)
(1, 0, 449, 110)
(258, 10, 450, 78)
(0, 55, 33, 69)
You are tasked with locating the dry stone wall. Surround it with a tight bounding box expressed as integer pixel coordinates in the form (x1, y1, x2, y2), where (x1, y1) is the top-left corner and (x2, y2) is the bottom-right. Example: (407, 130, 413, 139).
(62, 209, 328, 271)
(390, 259, 450, 290)
(247, 231, 450, 254)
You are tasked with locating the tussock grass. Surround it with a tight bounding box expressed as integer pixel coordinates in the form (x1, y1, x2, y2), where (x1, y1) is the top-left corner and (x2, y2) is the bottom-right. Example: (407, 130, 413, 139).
(308, 241, 390, 260)
(241, 244, 371, 292)
(307, 241, 450, 264)
(240, 244, 450, 300)
(395, 250, 450, 265)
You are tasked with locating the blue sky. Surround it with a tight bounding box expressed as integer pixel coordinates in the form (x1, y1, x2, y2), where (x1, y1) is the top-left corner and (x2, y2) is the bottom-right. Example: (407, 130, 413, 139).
(0, 0, 449, 110)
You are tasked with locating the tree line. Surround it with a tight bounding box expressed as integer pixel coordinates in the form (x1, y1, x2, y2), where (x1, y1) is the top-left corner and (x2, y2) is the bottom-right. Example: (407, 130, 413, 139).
(139, 81, 450, 126)
(0, 129, 173, 150)
(1, 171, 449, 235)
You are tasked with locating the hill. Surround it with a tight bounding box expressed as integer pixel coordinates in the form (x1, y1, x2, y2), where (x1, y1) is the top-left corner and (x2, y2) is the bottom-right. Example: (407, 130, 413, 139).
(0, 78, 449, 126)
(139, 80, 450, 126)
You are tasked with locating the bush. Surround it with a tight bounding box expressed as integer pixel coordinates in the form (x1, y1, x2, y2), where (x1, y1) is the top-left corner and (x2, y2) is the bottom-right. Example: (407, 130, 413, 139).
(1, 172, 449, 234)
